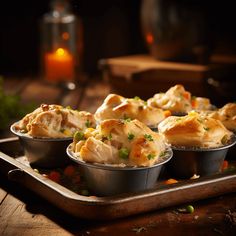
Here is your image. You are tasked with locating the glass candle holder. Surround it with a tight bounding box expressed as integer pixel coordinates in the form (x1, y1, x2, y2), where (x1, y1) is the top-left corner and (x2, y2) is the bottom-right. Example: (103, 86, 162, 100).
(41, 0, 81, 89)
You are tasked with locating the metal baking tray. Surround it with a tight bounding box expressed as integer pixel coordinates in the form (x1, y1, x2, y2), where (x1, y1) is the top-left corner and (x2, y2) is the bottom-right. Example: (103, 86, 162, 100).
(0, 137, 236, 220)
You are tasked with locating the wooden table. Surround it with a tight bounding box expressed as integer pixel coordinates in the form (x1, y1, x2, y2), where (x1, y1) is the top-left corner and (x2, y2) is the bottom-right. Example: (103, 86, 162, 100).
(0, 77, 236, 235)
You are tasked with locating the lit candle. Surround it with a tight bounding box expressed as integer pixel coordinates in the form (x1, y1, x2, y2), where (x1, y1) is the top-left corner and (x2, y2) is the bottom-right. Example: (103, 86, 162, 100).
(44, 48, 75, 82)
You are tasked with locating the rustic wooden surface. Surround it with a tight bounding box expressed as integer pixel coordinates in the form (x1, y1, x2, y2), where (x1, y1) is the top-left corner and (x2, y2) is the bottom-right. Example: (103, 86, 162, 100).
(0, 77, 236, 235)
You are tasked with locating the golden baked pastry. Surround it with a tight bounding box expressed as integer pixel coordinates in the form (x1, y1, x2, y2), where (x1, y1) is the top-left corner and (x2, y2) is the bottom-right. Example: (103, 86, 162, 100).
(148, 84, 192, 113)
(94, 94, 166, 127)
(191, 97, 213, 111)
(158, 111, 233, 148)
(204, 103, 236, 132)
(15, 104, 96, 138)
(72, 119, 167, 167)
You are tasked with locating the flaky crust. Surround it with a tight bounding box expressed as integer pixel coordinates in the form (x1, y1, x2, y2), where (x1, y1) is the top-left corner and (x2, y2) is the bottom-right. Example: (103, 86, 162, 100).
(147, 84, 192, 113)
(15, 104, 96, 138)
(158, 112, 233, 148)
(204, 103, 236, 132)
(191, 97, 213, 111)
(73, 119, 167, 167)
(94, 94, 165, 127)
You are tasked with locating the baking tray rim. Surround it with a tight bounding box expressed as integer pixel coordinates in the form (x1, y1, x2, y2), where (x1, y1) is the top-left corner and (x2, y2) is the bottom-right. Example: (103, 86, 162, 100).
(0, 137, 236, 219)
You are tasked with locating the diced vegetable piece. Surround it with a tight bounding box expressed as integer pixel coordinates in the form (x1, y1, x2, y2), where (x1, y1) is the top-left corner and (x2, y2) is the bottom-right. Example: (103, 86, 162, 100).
(186, 205, 194, 213)
(119, 147, 129, 159)
(221, 160, 229, 171)
(48, 171, 61, 183)
(64, 165, 76, 177)
(164, 110, 171, 118)
(74, 131, 84, 141)
(164, 178, 178, 184)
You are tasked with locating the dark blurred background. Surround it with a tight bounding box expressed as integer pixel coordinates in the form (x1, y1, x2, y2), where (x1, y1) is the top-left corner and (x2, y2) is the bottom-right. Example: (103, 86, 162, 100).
(0, 0, 147, 76)
(1, 0, 236, 77)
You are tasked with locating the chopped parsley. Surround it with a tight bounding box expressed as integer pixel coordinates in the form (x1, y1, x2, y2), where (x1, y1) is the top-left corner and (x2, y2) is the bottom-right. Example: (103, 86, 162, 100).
(176, 118, 182, 122)
(147, 154, 155, 160)
(85, 120, 91, 128)
(160, 151, 167, 157)
(144, 134, 154, 141)
(134, 96, 141, 100)
(118, 148, 129, 159)
(123, 116, 132, 123)
(128, 133, 135, 141)
(197, 119, 203, 123)
(107, 133, 112, 140)
(66, 105, 72, 110)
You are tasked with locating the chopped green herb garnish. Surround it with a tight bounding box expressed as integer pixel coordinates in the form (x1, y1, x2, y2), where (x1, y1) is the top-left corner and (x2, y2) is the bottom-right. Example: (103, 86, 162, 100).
(176, 118, 182, 122)
(197, 119, 203, 123)
(118, 148, 129, 159)
(128, 133, 135, 141)
(147, 154, 155, 160)
(85, 120, 91, 128)
(74, 131, 84, 141)
(143, 100, 147, 106)
(123, 116, 132, 123)
(144, 134, 154, 141)
(66, 105, 72, 109)
(159, 151, 167, 157)
(134, 96, 141, 100)
(108, 133, 112, 140)
(204, 127, 210, 131)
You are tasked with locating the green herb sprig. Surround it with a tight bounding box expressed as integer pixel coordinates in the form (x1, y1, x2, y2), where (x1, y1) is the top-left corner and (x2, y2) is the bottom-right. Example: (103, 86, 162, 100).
(0, 77, 36, 130)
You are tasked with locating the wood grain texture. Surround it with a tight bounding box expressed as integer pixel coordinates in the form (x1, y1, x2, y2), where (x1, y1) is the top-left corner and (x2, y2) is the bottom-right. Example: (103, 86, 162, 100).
(0, 188, 7, 204)
(99, 54, 228, 99)
(0, 178, 73, 236)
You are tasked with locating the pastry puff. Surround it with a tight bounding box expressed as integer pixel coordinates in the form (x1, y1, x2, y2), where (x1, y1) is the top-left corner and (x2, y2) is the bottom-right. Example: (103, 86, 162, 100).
(158, 112, 233, 148)
(16, 104, 96, 138)
(94, 94, 166, 127)
(147, 84, 192, 113)
(191, 97, 213, 111)
(205, 103, 236, 132)
(74, 119, 167, 167)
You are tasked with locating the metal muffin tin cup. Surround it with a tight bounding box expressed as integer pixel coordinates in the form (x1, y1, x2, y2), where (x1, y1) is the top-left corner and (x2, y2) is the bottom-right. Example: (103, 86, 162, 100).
(10, 122, 72, 168)
(167, 136, 236, 179)
(67, 144, 173, 196)
(225, 132, 236, 160)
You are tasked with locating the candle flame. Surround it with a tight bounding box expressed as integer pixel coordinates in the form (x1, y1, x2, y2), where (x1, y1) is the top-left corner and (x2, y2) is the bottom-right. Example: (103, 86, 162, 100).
(56, 48, 66, 56)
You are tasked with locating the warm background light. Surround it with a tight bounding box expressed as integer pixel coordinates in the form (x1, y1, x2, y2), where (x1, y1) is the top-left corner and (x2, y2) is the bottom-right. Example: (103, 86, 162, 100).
(62, 32, 70, 40)
(146, 33, 154, 45)
(44, 48, 75, 82)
